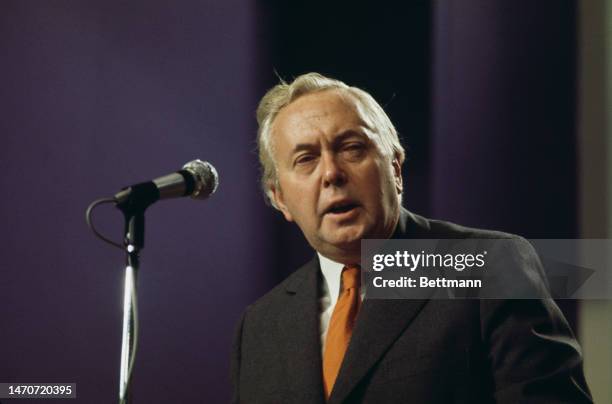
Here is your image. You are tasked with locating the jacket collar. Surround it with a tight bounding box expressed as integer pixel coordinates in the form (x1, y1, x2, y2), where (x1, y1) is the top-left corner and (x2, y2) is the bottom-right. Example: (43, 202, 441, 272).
(279, 256, 327, 403)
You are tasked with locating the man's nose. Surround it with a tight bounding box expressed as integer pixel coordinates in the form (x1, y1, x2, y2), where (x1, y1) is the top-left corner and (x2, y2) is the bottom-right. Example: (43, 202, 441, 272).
(322, 154, 347, 187)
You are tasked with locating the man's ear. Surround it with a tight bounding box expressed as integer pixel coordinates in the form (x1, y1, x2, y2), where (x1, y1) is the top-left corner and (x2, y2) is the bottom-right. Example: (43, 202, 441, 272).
(392, 157, 403, 195)
(270, 182, 294, 222)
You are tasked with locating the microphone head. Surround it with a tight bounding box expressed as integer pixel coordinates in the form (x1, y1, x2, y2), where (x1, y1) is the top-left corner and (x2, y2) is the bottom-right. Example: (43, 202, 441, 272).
(182, 159, 219, 199)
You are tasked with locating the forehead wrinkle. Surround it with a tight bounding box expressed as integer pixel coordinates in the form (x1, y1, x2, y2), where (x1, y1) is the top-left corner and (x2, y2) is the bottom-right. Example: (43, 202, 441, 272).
(336, 91, 389, 156)
(269, 89, 378, 165)
(332, 93, 382, 151)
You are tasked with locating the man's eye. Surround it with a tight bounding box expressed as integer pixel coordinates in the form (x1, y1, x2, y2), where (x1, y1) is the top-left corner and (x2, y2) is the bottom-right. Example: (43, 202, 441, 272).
(343, 143, 366, 155)
(345, 143, 364, 150)
(295, 154, 316, 165)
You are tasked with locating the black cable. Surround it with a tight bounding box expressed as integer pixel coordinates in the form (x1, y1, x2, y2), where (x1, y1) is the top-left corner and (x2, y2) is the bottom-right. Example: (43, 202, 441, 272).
(86, 197, 123, 249)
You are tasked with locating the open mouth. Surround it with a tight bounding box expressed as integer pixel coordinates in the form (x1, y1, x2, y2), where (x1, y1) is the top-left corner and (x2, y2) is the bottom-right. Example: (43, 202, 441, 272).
(326, 202, 359, 215)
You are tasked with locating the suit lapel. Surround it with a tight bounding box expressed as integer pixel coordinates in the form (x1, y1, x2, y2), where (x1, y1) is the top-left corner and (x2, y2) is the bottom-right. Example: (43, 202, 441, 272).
(278, 256, 326, 404)
(327, 299, 429, 403)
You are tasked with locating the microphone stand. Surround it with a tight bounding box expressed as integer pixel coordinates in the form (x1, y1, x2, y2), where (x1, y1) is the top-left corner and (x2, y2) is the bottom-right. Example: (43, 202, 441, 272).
(117, 212, 143, 404)
(115, 183, 158, 404)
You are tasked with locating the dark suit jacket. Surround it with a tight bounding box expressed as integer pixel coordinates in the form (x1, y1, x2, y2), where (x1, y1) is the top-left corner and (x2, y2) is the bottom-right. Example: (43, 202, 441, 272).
(231, 209, 592, 403)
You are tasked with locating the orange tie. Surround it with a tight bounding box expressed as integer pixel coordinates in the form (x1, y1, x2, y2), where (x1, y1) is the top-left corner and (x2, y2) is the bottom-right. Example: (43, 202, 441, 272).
(322, 266, 361, 399)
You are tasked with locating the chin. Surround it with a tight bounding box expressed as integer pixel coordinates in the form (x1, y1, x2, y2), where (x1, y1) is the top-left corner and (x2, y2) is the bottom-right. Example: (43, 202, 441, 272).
(326, 227, 367, 246)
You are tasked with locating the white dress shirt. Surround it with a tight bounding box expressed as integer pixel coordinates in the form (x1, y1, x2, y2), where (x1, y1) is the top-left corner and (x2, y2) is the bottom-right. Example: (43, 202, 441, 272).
(318, 253, 365, 355)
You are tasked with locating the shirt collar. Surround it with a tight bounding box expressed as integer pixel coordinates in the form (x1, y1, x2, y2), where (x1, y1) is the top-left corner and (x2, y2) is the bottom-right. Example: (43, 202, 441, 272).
(318, 253, 345, 305)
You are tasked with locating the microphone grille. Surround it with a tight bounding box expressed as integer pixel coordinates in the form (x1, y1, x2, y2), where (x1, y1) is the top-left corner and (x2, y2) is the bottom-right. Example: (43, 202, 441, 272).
(183, 159, 219, 199)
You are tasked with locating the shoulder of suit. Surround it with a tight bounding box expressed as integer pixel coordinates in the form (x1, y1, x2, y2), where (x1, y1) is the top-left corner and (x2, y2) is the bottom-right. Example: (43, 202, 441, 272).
(406, 211, 539, 261)
(242, 256, 317, 315)
(410, 211, 525, 241)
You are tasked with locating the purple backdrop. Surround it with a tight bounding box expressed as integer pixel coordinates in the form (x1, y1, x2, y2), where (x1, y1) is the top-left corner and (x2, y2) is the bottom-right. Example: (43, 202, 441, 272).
(0, 1, 274, 402)
(431, 0, 577, 238)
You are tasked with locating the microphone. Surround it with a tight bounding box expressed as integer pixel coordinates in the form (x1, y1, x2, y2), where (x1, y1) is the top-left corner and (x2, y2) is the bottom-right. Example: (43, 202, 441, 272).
(114, 159, 219, 212)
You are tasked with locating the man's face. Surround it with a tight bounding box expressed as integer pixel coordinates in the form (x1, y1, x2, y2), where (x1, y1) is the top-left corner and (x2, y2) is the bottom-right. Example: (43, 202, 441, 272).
(269, 89, 403, 263)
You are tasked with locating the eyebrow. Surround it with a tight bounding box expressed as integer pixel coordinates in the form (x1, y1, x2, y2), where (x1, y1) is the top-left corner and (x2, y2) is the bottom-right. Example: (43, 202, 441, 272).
(289, 143, 318, 160)
(331, 129, 368, 145)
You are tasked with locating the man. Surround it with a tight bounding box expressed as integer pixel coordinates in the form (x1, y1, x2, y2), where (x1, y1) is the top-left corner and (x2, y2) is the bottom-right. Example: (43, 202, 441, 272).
(231, 73, 592, 403)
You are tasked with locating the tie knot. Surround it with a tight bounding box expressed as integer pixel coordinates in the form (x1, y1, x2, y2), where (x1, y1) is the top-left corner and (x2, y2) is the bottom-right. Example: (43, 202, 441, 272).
(342, 266, 361, 291)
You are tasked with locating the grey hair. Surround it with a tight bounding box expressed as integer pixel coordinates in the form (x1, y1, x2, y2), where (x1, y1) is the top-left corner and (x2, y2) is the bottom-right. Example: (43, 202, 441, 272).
(256, 72, 405, 208)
